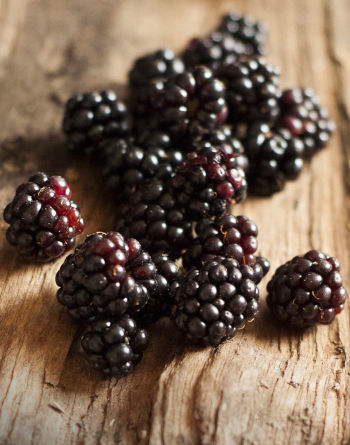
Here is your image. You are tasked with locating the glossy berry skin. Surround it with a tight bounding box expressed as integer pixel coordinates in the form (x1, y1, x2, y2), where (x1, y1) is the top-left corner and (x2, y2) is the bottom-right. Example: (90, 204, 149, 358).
(3, 172, 84, 262)
(138, 66, 228, 142)
(172, 146, 247, 221)
(129, 49, 184, 116)
(100, 138, 182, 201)
(279, 88, 335, 158)
(138, 253, 180, 324)
(217, 58, 281, 125)
(217, 12, 267, 56)
(114, 178, 192, 259)
(62, 90, 129, 155)
(244, 123, 305, 196)
(267, 250, 347, 328)
(174, 258, 260, 346)
(81, 315, 148, 376)
(192, 127, 249, 172)
(182, 31, 245, 72)
(183, 213, 259, 271)
(56, 232, 156, 321)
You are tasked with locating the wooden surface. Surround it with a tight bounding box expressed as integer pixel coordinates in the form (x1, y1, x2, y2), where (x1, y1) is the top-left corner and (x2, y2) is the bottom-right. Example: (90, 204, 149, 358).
(0, 1, 350, 444)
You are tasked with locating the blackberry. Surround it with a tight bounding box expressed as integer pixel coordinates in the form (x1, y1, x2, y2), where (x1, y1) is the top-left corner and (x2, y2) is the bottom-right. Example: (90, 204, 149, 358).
(100, 138, 183, 200)
(183, 213, 259, 270)
(137, 66, 228, 142)
(182, 31, 245, 72)
(3, 172, 84, 262)
(81, 315, 148, 376)
(279, 88, 335, 158)
(115, 178, 192, 259)
(217, 58, 281, 124)
(244, 123, 305, 196)
(56, 232, 156, 321)
(62, 90, 129, 155)
(174, 257, 260, 346)
(267, 250, 347, 328)
(129, 49, 184, 116)
(192, 127, 249, 172)
(217, 12, 267, 56)
(138, 253, 180, 324)
(172, 146, 247, 221)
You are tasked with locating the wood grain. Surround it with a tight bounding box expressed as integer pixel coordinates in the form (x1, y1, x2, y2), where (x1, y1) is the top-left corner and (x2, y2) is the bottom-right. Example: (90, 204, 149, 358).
(0, 0, 349, 444)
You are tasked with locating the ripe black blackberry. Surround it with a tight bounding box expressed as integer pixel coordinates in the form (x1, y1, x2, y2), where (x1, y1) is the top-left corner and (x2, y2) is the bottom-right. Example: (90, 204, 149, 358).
(174, 257, 260, 346)
(3, 172, 84, 262)
(267, 250, 347, 328)
(62, 90, 129, 155)
(172, 145, 247, 221)
(279, 88, 335, 158)
(129, 49, 184, 116)
(138, 253, 180, 324)
(80, 315, 148, 376)
(100, 138, 183, 200)
(192, 127, 249, 172)
(183, 213, 259, 270)
(137, 66, 228, 142)
(217, 12, 267, 56)
(115, 178, 192, 259)
(182, 31, 245, 72)
(217, 58, 281, 124)
(56, 232, 156, 321)
(244, 123, 305, 196)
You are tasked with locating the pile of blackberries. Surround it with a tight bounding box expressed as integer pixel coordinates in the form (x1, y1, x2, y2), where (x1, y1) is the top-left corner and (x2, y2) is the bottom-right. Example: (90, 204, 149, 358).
(3, 12, 345, 378)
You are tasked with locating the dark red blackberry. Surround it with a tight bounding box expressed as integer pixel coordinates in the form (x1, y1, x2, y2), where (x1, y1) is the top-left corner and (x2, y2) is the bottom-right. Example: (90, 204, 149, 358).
(3, 172, 84, 262)
(217, 12, 267, 56)
(80, 315, 148, 376)
(174, 257, 260, 346)
(129, 49, 184, 115)
(172, 146, 247, 220)
(62, 90, 129, 155)
(115, 178, 192, 259)
(138, 253, 180, 324)
(56, 232, 156, 321)
(267, 250, 347, 328)
(137, 66, 228, 142)
(182, 31, 245, 72)
(183, 213, 258, 270)
(100, 138, 183, 200)
(279, 88, 335, 158)
(217, 58, 280, 124)
(192, 127, 249, 172)
(244, 123, 305, 196)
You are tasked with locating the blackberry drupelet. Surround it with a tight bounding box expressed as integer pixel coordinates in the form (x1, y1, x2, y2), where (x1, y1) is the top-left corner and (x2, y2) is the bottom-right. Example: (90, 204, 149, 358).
(138, 253, 180, 324)
(174, 257, 260, 346)
(183, 213, 259, 270)
(80, 315, 148, 376)
(114, 178, 192, 259)
(279, 88, 335, 158)
(56, 232, 156, 321)
(129, 49, 184, 116)
(244, 123, 305, 196)
(217, 58, 281, 124)
(182, 31, 245, 72)
(266, 250, 347, 328)
(62, 90, 129, 155)
(267, 250, 347, 328)
(217, 12, 267, 56)
(172, 146, 247, 221)
(3, 172, 84, 262)
(138, 66, 228, 142)
(100, 138, 183, 200)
